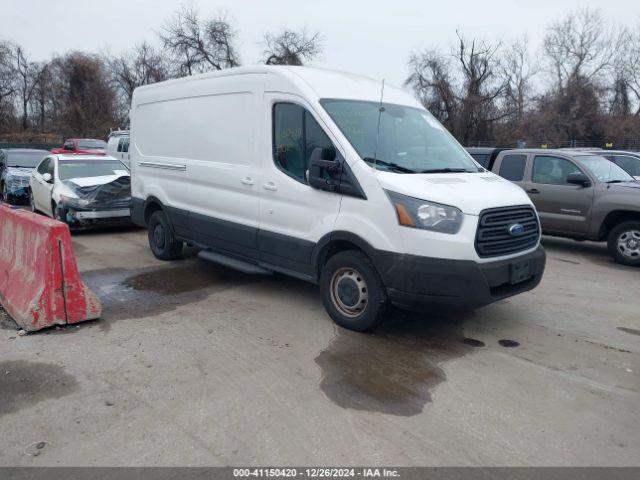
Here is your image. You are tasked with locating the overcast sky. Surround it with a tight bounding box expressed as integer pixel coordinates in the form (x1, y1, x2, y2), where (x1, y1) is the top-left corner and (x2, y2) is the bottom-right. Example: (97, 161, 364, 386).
(3, 0, 639, 86)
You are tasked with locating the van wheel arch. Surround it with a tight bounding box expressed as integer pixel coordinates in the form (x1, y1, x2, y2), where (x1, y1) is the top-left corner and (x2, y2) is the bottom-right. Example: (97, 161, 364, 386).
(313, 232, 381, 282)
(143, 197, 164, 225)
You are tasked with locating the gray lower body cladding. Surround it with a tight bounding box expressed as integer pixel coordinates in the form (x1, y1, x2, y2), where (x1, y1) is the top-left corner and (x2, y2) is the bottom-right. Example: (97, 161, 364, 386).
(131, 197, 546, 308)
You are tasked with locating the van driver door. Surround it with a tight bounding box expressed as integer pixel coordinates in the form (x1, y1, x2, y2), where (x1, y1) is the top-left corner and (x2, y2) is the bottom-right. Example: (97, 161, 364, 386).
(258, 94, 343, 278)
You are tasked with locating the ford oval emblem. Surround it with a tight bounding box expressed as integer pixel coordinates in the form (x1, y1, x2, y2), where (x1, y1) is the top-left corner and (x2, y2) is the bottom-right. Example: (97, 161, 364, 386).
(508, 223, 525, 236)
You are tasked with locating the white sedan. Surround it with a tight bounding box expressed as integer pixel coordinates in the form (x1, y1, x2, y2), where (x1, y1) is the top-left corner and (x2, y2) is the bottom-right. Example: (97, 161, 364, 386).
(29, 154, 132, 228)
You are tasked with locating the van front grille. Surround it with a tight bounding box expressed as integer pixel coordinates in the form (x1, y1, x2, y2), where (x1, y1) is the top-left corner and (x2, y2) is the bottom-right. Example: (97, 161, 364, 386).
(475, 205, 540, 258)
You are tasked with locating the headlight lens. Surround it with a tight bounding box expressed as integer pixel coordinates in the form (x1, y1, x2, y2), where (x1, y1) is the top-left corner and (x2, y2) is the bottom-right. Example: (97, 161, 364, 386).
(60, 195, 90, 209)
(386, 190, 463, 234)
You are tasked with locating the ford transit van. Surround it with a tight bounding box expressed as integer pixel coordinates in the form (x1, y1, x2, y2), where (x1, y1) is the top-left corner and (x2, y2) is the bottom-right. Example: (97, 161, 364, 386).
(130, 66, 546, 331)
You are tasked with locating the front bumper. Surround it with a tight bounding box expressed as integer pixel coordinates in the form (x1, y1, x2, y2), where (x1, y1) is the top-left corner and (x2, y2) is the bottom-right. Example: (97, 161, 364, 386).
(374, 246, 546, 310)
(57, 205, 132, 228)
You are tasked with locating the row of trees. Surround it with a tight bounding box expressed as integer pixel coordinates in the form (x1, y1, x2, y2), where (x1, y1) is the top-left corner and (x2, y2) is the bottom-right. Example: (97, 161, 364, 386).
(0, 5, 324, 139)
(406, 8, 640, 146)
(0, 6, 639, 146)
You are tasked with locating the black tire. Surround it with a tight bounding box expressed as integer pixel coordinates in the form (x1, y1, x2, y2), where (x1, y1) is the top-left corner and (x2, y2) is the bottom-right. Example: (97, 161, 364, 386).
(147, 210, 183, 260)
(607, 221, 640, 267)
(320, 250, 388, 331)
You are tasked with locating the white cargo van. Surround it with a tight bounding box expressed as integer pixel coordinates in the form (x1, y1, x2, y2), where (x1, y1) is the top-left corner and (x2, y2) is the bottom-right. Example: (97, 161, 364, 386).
(130, 66, 545, 331)
(106, 130, 130, 167)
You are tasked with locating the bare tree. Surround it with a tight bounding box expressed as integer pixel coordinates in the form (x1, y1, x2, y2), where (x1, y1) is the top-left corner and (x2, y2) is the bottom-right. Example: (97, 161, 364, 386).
(50, 52, 118, 137)
(455, 33, 507, 143)
(0, 41, 17, 129)
(9, 45, 48, 130)
(406, 50, 457, 128)
(262, 29, 322, 65)
(407, 34, 506, 144)
(107, 42, 169, 121)
(160, 5, 239, 76)
(622, 26, 640, 115)
(543, 8, 623, 91)
(30, 61, 53, 129)
(500, 37, 538, 123)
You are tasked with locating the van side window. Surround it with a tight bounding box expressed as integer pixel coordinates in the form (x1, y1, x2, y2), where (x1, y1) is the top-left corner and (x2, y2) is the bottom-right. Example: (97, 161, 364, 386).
(273, 103, 333, 183)
(117, 138, 124, 152)
(498, 154, 527, 181)
(532, 156, 581, 185)
(122, 138, 130, 153)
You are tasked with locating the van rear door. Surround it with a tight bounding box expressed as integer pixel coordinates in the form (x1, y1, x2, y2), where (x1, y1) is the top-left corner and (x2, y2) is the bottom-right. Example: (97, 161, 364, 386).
(258, 94, 342, 278)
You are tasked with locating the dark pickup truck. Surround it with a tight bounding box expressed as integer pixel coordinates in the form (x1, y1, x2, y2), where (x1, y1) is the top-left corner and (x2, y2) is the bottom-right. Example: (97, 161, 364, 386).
(470, 148, 640, 266)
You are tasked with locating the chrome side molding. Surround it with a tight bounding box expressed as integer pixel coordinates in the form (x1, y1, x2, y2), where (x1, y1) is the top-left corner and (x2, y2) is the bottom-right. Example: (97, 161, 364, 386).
(138, 161, 187, 171)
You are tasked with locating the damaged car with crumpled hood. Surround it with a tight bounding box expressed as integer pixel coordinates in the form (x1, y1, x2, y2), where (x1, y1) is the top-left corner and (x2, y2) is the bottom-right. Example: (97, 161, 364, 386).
(0, 148, 49, 204)
(29, 154, 132, 229)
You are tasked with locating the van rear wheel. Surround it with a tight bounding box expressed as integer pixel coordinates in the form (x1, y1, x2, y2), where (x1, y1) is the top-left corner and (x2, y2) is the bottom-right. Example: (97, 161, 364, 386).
(320, 250, 388, 331)
(608, 221, 640, 267)
(148, 210, 183, 260)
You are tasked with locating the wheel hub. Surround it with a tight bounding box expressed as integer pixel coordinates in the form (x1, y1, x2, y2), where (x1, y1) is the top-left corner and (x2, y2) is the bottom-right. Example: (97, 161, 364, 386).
(330, 268, 368, 318)
(153, 224, 166, 249)
(617, 230, 640, 258)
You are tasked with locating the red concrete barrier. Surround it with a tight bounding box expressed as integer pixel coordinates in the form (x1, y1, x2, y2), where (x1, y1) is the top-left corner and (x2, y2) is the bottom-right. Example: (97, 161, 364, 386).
(0, 205, 101, 331)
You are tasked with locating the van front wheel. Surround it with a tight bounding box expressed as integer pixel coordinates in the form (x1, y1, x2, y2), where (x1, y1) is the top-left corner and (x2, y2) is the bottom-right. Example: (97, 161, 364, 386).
(148, 210, 183, 260)
(320, 250, 387, 331)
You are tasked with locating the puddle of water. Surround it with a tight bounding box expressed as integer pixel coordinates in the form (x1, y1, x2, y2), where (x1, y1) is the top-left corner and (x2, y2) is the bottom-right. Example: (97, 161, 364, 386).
(618, 327, 640, 337)
(498, 339, 520, 347)
(315, 310, 480, 417)
(81, 260, 256, 328)
(461, 337, 486, 348)
(0, 361, 79, 417)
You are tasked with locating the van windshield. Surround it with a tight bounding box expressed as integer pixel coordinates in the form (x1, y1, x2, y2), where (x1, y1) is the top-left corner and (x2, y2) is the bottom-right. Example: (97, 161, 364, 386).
(320, 99, 480, 173)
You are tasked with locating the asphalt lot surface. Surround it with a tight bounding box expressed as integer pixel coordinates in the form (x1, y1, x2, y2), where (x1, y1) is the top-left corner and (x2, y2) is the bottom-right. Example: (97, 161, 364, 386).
(0, 227, 638, 466)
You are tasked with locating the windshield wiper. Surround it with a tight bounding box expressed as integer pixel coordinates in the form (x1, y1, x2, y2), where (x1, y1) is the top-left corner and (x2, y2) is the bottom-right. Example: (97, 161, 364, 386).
(420, 167, 472, 173)
(362, 157, 417, 174)
(605, 179, 626, 184)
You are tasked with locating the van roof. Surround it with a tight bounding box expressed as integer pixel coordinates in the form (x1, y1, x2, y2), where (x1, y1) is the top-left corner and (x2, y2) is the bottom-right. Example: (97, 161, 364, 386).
(133, 65, 421, 108)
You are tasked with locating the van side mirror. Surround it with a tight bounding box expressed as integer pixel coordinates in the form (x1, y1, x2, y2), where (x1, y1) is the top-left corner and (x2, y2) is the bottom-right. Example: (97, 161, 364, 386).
(566, 172, 591, 187)
(308, 147, 341, 192)
(42, 173, 53, 183)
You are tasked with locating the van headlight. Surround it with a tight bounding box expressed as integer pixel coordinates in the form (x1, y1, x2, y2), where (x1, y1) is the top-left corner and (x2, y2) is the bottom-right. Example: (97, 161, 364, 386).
(386, 190, 463, 234)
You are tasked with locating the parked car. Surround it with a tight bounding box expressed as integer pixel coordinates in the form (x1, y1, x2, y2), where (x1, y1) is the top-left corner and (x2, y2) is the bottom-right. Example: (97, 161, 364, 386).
(106, 130, 131, 167)
(51, 138, 107, 155)
(0, 148, 49, 204)
(129, 66, 546, 332)
(29, 154, 132, 228)
(465, 147, 505, 169)
(489, 149, 640, 266)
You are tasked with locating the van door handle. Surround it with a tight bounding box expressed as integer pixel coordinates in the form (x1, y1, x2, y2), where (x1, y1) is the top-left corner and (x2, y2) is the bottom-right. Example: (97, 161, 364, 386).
(241, 177, 254, 186)
(526, 188, 540, 194)
(263, 182, 277, 191)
